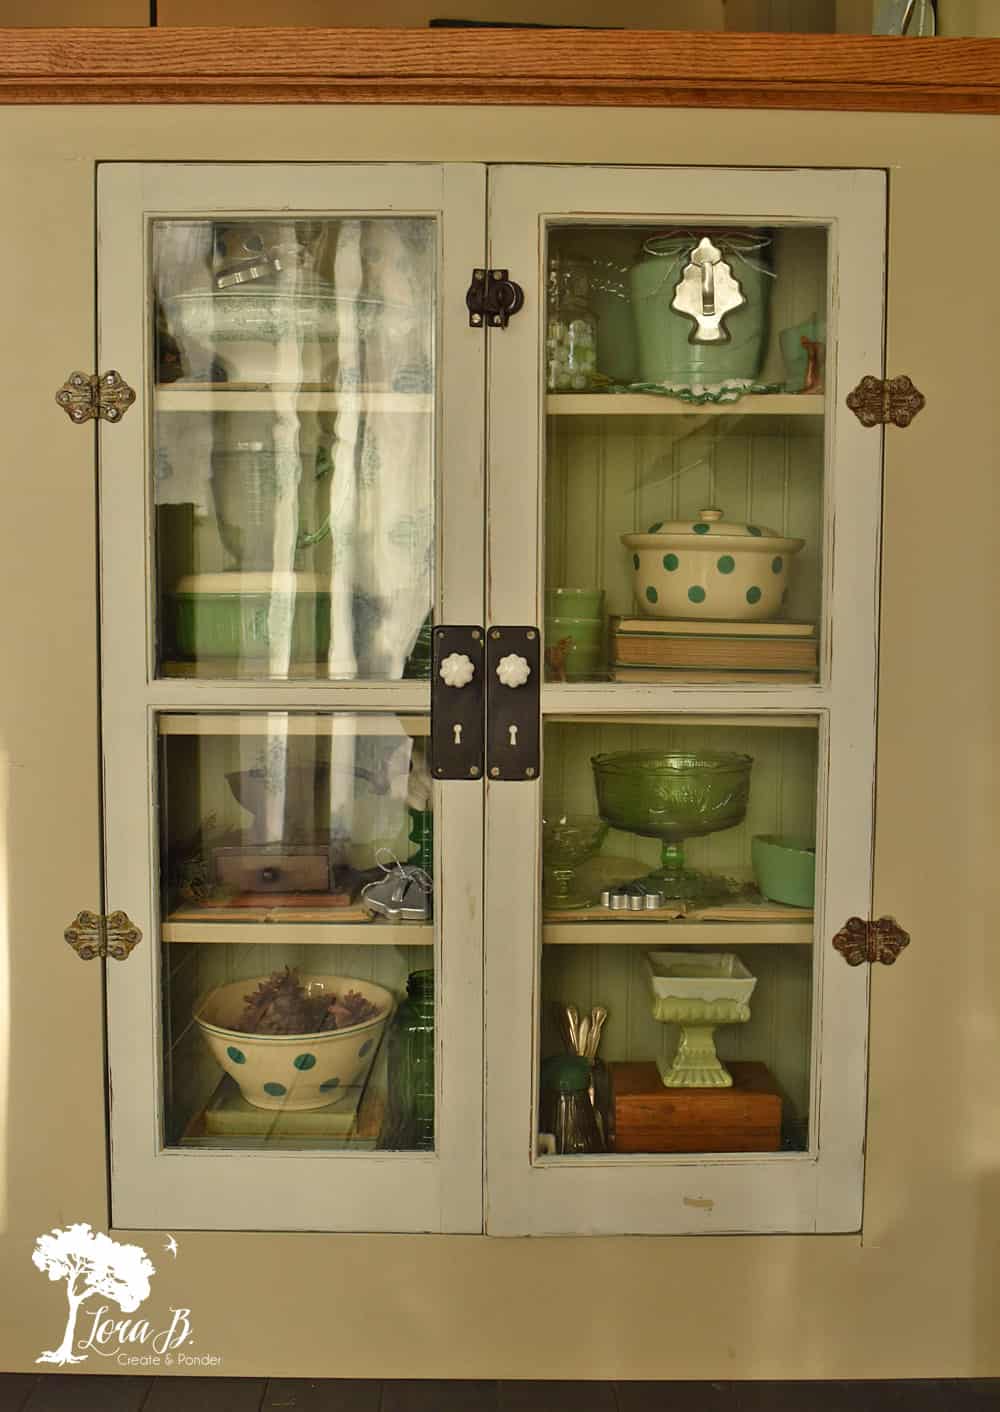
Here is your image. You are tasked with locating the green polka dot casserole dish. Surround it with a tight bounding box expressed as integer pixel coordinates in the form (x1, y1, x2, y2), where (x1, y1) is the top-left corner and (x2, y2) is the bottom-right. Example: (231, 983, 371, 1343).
(194, 974, 394, 1112)
(622, 507, 804, 622)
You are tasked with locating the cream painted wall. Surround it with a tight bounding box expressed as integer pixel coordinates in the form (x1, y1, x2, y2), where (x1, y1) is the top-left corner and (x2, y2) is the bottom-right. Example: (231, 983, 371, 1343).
(0, 0, 145, 20)
(155, 0, 728, 27)
(0, 102, 996, 1381)
(1, 0, 996, 30)
(938, 0, 1000, 35)
(0, 0, 855, 29)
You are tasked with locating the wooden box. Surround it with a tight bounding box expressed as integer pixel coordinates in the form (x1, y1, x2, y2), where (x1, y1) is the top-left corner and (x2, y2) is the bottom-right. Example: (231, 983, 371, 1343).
(610, 1061, 783, 1153)
(214, 844, 330, 893)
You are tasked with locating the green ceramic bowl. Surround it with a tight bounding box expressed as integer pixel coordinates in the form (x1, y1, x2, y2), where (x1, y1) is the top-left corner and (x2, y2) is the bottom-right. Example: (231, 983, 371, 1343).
(751, 834, 816, 908)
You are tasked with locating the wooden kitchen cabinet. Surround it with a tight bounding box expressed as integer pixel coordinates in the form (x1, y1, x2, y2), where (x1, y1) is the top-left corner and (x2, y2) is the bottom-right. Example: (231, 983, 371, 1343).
(0, 29, 997, 1381)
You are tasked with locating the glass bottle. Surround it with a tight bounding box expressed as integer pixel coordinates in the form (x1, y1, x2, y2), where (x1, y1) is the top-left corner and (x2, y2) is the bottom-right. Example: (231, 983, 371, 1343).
(378, 969, 435, 1151)
(546, 257, 598, 392)
(407, 806, 434, 877)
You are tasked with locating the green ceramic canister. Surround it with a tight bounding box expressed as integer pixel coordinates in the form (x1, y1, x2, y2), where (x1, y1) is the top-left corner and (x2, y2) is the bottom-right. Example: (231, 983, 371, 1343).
(630, 229, 773, 388)
(170, 571, 330, 661)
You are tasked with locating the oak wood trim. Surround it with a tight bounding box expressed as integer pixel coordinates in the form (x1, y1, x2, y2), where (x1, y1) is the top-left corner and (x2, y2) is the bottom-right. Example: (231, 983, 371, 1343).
(2, 28, 1000, 112)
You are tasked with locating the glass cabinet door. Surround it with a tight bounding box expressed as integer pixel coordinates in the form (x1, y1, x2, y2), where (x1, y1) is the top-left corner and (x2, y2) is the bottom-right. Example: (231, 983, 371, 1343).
(485, 166, 885, 1235)
(99, 163, 486, 1232)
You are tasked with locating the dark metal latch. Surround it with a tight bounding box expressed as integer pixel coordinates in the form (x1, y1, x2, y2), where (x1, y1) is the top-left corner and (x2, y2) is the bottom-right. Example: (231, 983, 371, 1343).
(466, 269, 525, 329)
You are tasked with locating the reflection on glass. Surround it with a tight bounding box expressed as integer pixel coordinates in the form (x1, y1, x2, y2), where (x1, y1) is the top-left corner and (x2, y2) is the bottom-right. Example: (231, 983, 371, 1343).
(152, 218, 436, 680)
(543, 223, 827, 685)
(160, 713, 432, 919)
(539, 718, 817, 1157)
(159, 712, 434, 1151)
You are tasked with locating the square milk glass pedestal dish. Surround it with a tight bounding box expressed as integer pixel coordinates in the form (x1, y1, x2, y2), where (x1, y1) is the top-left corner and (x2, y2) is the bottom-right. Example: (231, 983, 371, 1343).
(646, 951, 757, 1088)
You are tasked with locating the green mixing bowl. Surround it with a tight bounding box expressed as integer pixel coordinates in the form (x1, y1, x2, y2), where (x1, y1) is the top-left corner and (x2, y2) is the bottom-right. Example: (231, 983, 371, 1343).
(751, 834, 816, 908)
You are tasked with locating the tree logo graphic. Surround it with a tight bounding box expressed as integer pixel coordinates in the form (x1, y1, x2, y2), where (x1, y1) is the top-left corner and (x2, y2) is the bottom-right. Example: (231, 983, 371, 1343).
(32, 1223, 155, 1366)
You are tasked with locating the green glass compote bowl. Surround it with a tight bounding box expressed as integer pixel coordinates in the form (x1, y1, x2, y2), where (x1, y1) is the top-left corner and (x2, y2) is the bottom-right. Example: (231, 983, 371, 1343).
(542, 815, 609, 910)
(590, 750, 753, 903)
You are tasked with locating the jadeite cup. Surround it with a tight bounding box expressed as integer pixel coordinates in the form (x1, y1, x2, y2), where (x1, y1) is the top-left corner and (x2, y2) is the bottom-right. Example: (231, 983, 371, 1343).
(544, 616, 605, 680)
(545, 589, 606, 679)
(545, 587, 605, 619)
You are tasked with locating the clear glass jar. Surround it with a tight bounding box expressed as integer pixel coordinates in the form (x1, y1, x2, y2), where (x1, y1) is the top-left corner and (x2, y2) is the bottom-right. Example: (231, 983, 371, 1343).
(546, 258, 598, 392)
(378, 969, 435, 1151)
(539, 1055, 604, 1154)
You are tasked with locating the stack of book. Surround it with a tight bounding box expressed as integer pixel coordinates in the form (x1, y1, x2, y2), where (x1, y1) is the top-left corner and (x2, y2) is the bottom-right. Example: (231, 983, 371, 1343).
(610, 616, 818, 683)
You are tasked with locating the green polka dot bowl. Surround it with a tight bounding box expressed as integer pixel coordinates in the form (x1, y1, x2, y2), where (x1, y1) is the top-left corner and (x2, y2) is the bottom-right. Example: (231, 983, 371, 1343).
(194, 973, 395, 1112)
(621, 507, 804, 621)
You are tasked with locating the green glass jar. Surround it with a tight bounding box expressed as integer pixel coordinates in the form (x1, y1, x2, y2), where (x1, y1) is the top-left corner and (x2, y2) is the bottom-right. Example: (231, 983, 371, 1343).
(407, 807, 434, 877)
(378, 969, 435, 1152)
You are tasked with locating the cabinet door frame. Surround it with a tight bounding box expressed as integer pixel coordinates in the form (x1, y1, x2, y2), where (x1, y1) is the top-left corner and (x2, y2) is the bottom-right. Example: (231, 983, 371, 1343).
(483, 164, 886, 1236)
(99, 161, 488, 1233)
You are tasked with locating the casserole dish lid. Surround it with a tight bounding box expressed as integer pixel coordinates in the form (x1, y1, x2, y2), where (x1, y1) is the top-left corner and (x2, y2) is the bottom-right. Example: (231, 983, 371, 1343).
(646, 507, 779, 538)
(622, 507, 804, 553)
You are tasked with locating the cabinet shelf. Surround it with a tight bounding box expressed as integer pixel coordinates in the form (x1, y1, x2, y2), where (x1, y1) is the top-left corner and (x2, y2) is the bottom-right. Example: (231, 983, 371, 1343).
(543, 919, 812, 946)
(162, 911, 433, 945)
(542, 860, 813, 945)
(156, 713, 429, 736)
(546, 393, 824, 417)
(155, 384, 432, 414)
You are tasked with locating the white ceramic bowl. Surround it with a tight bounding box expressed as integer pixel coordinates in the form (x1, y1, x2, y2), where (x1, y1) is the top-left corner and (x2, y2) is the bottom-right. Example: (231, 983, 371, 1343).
(164, 282, 349, 382)
(622, 507, 804, 621)
(164, 277, 425, 384)
(194, 973, 394, 1111)
(645, 951, 757, 1005)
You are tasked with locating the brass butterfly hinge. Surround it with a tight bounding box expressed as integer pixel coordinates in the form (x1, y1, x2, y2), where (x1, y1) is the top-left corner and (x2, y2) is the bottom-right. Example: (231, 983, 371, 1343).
(846, 375, 925, 428)
(55, 370, 136, 425)
(65, 910, 142, 962)
(833, 915, 910, 967)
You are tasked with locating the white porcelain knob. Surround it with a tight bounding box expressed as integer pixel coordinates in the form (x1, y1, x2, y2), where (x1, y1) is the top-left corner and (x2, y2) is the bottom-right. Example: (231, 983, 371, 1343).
(497, 653, 531, 688)
(439, 652, 475, 688)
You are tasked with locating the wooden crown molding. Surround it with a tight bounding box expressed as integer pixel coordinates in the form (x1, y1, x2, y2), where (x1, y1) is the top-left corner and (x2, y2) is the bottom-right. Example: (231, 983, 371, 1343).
(2, 27, 1000, 111)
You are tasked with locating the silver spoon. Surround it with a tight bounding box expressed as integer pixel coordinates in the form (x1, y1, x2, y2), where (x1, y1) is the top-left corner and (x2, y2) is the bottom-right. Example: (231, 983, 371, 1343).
(555, 1004, 576, 1055)
(588, 1006, 608, 1059)
(577, 1016, 591, 1059)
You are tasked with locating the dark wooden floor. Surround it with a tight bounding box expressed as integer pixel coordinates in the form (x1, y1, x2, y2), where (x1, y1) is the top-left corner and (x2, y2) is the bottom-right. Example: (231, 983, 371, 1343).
(1, 1378, 999, 1411)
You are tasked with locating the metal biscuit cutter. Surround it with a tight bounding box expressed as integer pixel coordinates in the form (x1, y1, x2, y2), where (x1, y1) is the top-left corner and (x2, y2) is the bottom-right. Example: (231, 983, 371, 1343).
(600, 882, 667, 913)
(361, 851, 433, 923)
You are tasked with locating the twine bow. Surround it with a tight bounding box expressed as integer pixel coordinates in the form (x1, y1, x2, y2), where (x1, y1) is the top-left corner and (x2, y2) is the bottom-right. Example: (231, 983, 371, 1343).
(639, 230, 776, 299)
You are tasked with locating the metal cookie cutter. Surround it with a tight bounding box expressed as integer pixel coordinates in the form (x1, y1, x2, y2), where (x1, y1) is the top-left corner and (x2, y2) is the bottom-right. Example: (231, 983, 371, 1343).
(360, 854, 433, 923)
(671, 236, 746, 345)
(600, 883, 666, 912)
